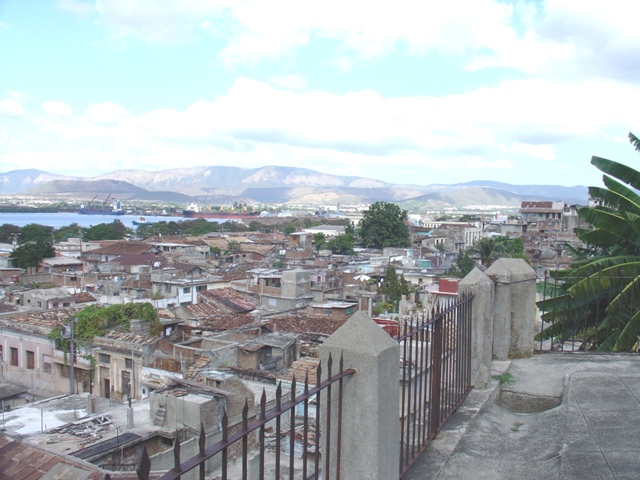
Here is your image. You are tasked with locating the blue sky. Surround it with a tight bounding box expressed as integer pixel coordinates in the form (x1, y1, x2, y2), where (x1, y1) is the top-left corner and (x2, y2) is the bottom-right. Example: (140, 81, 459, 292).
(1, 0, 639, 187)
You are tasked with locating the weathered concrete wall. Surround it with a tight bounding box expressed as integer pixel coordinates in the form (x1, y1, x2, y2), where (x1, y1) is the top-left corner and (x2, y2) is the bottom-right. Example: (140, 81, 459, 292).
(485, 258, 536, 359)
(459, 268, 495, 388)
(320, 311, 399, 480)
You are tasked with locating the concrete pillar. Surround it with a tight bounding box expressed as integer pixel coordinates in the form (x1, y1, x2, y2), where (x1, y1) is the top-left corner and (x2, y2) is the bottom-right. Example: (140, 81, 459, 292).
(459, 267, 495, 388)
(320, 311, 399, 480)
(486, 258, 536, 359)
(485, 260, 511, 360)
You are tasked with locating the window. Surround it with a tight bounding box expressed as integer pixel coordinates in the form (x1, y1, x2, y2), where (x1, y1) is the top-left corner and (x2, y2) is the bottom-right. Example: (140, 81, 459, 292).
(324, 309, 333, 315)
(26, 350, 35, 370)
(10, 347, 18, 367)
(0, 344, 3, 362)
(125, 358, 134, 369)
(182, 287, 191, 294)
(43, 355, 52, 373)
(99, 353, 111, 364)
(345, 307, 354, 315)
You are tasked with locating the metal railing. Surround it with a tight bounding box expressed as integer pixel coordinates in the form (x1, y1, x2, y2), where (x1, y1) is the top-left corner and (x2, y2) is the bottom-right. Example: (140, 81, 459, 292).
(105, 353, 354, 480)
(536, 272, 640, 352)
(397, 293, 473, 477)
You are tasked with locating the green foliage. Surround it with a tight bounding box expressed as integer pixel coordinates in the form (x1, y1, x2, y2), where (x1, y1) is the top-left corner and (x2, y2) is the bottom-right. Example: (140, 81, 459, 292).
(468, 236, 524, 267)
(378, 265, 412, 307)
(326, 234, 355, 255)
(0, 223, 21, 244)
(313, 232, 326, 250)
(373, 301, 394, 315)
(282, 223, 297, 235)
(227, 240, 241, 253)
(84, 220, 131, 240)
(492, 372, 515, 389)
(536, 133, 640, 351)
(448, 251, 476, 278)
(459, 214, 481, 223)
(359, 202, 410, 249)
(9, 241, 55, 269)
(20, 223, 54, 244)
(49, 303, 162, 354)
(54, 223, 82, 242)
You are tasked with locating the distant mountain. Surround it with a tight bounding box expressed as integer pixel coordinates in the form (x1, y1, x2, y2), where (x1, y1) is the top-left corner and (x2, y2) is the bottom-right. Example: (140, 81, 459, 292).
(0, 169, 76, 194)
(91, 165, 390, 196)
(0, 165, 590, 208)
(26, 179, 192, 203)
(448, 180, 588, 202)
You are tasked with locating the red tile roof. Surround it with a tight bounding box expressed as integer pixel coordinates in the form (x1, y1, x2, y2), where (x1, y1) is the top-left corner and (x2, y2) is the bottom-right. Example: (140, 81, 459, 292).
(262, 314, 346, 341)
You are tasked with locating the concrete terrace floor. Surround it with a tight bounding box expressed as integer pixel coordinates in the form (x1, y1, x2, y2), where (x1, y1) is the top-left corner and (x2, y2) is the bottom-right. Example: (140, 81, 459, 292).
(404, 353, 640, 480)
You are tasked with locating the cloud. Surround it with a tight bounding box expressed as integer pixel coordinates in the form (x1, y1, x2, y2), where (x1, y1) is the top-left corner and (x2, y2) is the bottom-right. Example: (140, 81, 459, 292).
(57, 0, 95, 18)
(468, 0, 640, 82)
(268, 75, 307, 90)
(4, 76, 639, 184)
(42, 101, 73, 117)
(87, 102, 130, 124)
(0, 98, 24, 116)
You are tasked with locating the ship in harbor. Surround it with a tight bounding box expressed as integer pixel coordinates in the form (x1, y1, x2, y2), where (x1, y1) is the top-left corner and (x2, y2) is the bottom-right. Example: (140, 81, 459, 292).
(77, 194, 124, 215)
(181, 202, 261, 220)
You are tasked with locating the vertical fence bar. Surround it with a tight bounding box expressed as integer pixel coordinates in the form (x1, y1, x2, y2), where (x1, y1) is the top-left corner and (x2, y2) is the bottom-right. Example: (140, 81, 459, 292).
(405, 313, 414, 464)
(275, 383, 282, 480)
(430, 309, 442, 438)
(302, 372, 309, 480)
(336, 354, 345, 480)
(314, 363, 322, 479)
(290, 376, 296, 480)
(198, 424, 206, 480)
(221, 411, 228, 480)
(399, 316, 408, 474)
(259, 390, 266, 480)
(324, 354, 333, 480)
(242, 401, 248, 480)
(173, 431, 181, 480)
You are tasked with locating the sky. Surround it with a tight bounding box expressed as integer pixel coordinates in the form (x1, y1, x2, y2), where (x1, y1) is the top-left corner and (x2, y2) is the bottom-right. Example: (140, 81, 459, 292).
(1, 0, 639, 188)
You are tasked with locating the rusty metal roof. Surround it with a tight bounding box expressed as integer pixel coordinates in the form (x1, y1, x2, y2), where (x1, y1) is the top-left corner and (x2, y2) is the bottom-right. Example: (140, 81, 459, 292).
(0, 437, 102, 480)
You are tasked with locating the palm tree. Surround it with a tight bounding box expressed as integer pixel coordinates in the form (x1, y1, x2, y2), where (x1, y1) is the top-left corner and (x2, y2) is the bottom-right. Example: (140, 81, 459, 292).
(468, 237, 501, 267)
(536, 133, 640, 351)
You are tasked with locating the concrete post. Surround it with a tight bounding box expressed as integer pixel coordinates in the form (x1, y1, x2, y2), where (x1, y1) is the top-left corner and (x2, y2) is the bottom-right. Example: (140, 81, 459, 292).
(485, 260, 511, 360)
(320, 311, 399, 480)
(486, 259, 536, 359)
(459, 268, 495, 388)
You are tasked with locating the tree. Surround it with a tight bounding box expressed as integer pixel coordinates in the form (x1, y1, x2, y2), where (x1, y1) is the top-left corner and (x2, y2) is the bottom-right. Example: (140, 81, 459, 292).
(326, 234, 355, 255)
(20, 223, 54, 244)
(0, 223, 21, 244)
(85, 220, 130, 240)
(10, 241, 55, 269)
(359, 202, 410, 249)
(468, 236, 524, 267)
(378, 265, 411, 308)
(536, 132, 640, 351)
(54, 223, 82, 242)
(313, 232, 326, 250)
(448, 251, 476, 278)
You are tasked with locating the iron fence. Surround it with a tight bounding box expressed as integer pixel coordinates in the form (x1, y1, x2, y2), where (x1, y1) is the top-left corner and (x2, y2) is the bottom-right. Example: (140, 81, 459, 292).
(397, 293, 473, 477)
(105, 353, 354, 480)
(536, 272, 640, 352)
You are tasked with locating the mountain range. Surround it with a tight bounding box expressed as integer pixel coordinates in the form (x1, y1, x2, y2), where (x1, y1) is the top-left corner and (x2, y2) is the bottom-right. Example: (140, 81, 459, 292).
(0, 167, 589, 209)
